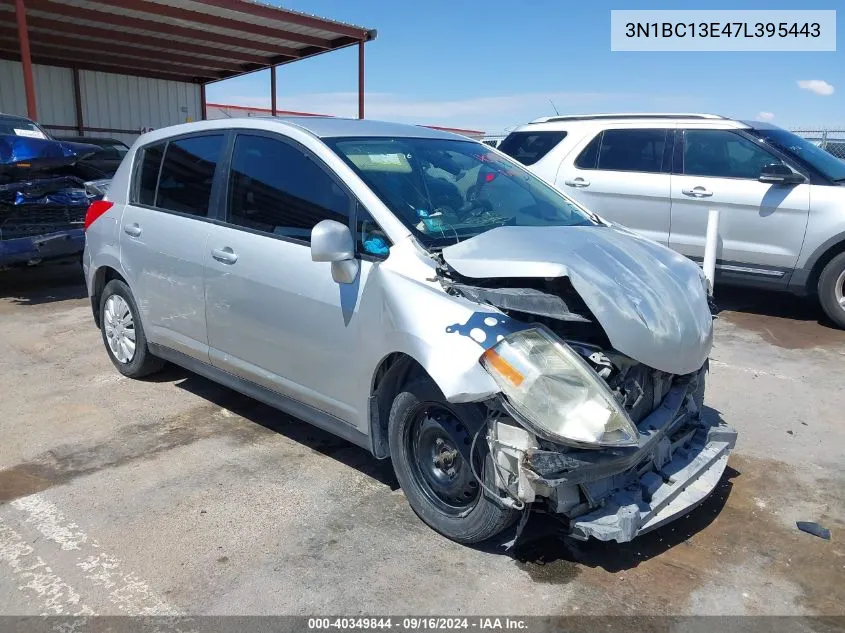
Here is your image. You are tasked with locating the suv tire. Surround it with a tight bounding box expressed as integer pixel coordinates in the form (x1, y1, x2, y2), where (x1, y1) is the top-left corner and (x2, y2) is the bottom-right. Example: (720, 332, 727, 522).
(99, 279, 165, 378)
(818, 252, 845, 329)
(388, 377, 518, 544)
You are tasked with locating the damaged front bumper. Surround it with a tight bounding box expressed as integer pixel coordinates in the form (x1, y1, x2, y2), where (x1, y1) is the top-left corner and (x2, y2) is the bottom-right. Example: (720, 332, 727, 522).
(0, 228, 85, 267)
(488, 367, 737, 543)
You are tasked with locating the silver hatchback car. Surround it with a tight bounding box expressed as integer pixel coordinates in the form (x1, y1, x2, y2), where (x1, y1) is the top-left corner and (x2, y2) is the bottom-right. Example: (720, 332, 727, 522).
(83, 117, 736, 545)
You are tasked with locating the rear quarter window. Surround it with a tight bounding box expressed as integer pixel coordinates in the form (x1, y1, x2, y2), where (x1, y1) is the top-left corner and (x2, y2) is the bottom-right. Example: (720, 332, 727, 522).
(135, 143, 165, 206)
(498, 131, 567, 165)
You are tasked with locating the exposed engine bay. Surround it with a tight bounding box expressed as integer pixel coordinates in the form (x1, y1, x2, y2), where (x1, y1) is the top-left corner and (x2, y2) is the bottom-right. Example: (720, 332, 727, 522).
(434, 257, 737, 543)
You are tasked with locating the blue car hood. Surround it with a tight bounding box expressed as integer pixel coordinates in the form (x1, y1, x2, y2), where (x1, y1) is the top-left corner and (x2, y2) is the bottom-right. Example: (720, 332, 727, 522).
(441, 224, 713, 375)
(0, 135, 100, 173)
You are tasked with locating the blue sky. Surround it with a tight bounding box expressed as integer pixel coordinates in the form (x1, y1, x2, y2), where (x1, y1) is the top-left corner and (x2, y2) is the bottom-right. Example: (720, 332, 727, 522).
(206, 0, 843, 135)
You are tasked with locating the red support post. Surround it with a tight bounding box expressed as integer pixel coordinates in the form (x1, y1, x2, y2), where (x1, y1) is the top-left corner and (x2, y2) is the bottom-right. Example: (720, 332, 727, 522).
(270, 65, 277, 116)
(357, 40, 365, 119)
(72, 67, 83, 134)
(14, 0, 37, 121)
(200, 82, 207, 120)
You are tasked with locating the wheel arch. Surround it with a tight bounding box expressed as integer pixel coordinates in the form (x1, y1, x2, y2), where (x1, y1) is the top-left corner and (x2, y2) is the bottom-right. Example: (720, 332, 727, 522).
(368, 352, 428, 459)
(795, 234, 845, 295)
(90, 265, 129, 328)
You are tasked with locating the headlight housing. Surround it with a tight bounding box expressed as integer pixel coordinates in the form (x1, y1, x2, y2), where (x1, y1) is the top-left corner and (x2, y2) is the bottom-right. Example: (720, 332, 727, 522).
(481, 328, 638, 448)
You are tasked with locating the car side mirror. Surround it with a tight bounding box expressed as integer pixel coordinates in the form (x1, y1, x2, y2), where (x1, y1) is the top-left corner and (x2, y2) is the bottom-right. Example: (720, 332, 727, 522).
(759, 163, 804, 185)
(311, 219, 359, 284)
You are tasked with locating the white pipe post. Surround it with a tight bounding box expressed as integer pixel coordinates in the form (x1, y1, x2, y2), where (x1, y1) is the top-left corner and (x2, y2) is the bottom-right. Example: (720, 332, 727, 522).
(703, 209, 720, 297)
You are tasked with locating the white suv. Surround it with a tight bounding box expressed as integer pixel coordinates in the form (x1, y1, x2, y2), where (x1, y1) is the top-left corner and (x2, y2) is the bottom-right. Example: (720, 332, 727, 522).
(499, 114, 845, 327)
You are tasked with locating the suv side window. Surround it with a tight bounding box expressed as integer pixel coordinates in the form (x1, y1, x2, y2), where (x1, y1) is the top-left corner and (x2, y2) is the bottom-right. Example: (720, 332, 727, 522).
(155, 134, 225, 216)
(683, 129, 783, 179)
(136, 143, 165, 206)
(498, 131, 567, 165)
(595, 129, 667, 173)
(227, 134, 351, 243)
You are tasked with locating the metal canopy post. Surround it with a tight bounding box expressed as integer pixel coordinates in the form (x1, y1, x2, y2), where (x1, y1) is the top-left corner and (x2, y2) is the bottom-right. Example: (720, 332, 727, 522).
(200, 82, 207, 120)
(72, 67, 83, 133)
(14, 0, 38, 120)
(271, 65, 277, 116)
(357, 40, 364, 119)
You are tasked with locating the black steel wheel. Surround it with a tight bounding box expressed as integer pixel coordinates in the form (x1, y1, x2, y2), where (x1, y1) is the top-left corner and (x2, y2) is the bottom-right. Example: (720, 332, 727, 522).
(405, 405, 480, 515)
(388, 377, 518, 544)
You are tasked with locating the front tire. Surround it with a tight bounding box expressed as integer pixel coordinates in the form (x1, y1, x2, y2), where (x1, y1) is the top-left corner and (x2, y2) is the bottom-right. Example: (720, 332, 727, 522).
(388, 377, 518, 544)
(99, 279, 164, 378)
(817, 252, 845, 329)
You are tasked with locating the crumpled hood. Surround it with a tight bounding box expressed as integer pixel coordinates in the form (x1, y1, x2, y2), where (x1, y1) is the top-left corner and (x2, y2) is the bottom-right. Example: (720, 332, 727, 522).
(441, 225, 713, 375)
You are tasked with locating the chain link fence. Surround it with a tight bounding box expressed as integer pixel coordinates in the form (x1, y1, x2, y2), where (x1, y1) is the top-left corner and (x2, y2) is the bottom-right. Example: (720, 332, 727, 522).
(791, 129, 845, 160)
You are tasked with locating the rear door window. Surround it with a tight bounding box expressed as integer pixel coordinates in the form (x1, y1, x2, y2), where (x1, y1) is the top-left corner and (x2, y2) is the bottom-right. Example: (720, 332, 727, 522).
(155, 134, 225, 216)
(226, 134, 351, 243)
(596, 129, 667, 173)
(498, 131, 567, 165)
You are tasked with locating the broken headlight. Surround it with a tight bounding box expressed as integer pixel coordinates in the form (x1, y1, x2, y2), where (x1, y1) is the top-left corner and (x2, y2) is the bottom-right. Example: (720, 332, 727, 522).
(480, 328, 638, 448)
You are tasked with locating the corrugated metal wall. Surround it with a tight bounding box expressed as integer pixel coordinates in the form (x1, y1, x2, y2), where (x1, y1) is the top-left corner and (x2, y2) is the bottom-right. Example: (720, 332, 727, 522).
(0, 60, 201, 146)
(79, 70, 201, 145)
(0, 60, 75, 129)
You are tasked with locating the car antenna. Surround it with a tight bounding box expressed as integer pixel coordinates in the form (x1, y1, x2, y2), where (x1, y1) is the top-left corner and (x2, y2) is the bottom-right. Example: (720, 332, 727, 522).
(549, 99, 560, 115)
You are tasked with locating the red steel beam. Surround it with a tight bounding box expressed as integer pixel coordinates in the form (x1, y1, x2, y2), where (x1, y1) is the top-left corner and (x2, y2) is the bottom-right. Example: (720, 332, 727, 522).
(98, 0, 335, 48)
(0, 50, 203, 83)
(20, 0, 306, 56)
(19, 14, 273, 64)
(13, 0, 37, 120)
(0, 42, 220, 78)
(0, 28, 244, 72)
(358, 40, 365, 119)
(196, 0, 370, 40)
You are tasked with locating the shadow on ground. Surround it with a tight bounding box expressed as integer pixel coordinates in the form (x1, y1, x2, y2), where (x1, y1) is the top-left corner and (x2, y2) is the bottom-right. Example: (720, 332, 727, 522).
(169, 359, 737, 577)
(713, 286, 845, 349)
(0, 262, 87, 305)
(506, 466, 737, 581)
(170, 368, 400, 490)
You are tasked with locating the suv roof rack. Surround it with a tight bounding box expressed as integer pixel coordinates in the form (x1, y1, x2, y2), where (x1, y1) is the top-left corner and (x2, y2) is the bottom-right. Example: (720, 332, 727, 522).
(529, 113, 727, 124)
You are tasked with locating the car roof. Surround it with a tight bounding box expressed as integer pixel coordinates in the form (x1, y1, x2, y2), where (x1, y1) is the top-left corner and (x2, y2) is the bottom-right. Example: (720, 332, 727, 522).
(514, 113, 750, 131)
(134, 116, 467, 145)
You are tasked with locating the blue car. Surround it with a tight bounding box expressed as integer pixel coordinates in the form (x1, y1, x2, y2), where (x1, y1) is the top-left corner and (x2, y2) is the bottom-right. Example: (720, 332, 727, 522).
(0, 113, 104, 268)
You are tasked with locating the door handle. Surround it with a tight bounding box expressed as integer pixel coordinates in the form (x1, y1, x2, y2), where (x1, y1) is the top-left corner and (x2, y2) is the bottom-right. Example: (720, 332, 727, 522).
(564, 177, 590, 188)
(681, 187, 713, 198)
(211, 247, 238, 265)
(123, 223, 142, 237)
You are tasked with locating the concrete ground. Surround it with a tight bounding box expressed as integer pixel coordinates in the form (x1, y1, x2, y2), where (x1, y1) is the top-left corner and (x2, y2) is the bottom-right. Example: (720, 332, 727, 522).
(0, 263, 843, 616)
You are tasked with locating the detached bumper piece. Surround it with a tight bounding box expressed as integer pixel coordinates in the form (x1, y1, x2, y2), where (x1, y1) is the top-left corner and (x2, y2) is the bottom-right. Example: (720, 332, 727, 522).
(503, 368, 736, 543)
(568, 423, 735, 542)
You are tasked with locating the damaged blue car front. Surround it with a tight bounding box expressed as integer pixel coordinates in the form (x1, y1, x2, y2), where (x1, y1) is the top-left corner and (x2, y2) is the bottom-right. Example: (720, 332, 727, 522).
(0, 129, 106, 268)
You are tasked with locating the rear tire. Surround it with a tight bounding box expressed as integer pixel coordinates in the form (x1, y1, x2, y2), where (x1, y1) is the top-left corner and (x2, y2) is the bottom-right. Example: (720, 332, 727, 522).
(99, 279, 165, 378)
(817, 252, 845, 329)
(388, 377, 518, 544)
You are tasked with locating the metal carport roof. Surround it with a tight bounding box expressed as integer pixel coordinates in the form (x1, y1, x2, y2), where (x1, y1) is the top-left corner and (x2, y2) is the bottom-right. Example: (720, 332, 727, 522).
(0, 0, 377, 120)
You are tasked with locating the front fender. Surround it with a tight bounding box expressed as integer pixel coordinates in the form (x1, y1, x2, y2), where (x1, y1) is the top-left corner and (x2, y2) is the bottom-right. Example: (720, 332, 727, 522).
(360, 263, 526, 406)
(376, 269, 522, 402)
